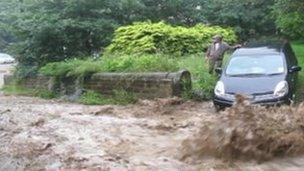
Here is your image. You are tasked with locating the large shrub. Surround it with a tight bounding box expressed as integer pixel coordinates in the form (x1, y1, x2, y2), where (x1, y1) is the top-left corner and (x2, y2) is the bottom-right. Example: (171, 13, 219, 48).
(105, 22, 237, 55)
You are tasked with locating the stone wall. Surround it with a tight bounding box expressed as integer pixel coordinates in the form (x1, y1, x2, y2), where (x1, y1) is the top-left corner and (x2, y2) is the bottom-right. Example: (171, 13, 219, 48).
(84, 70, 191, 98)
(4, 74, 54, 90)
(0, 64, 15, 88)
(3, 70, 192, 99)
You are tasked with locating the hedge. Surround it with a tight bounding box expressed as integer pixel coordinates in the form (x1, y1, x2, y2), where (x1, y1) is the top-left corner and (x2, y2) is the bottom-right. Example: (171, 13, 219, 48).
(105, 21, 238, 55)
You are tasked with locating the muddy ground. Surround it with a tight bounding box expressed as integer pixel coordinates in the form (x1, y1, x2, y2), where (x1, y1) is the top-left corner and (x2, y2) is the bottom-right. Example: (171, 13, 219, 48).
(1, 94, 304, 171)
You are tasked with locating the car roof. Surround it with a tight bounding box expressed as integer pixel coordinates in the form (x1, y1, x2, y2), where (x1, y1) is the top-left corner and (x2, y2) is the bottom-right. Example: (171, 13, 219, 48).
(0, 53, 13, 58)
(233, 40, 287, 56)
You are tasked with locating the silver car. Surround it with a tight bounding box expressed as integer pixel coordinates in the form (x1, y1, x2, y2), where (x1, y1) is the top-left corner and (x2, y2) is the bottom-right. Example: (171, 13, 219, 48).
(0, 53, 15, 64)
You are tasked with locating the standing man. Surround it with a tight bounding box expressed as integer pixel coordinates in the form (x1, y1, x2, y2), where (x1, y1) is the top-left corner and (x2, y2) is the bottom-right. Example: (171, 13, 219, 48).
(205, 35, 241, 74)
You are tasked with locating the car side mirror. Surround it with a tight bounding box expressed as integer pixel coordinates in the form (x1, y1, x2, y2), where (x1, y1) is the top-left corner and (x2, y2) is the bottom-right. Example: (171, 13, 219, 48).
(289, 66, 302, 73)
(215, 68, 223, 74)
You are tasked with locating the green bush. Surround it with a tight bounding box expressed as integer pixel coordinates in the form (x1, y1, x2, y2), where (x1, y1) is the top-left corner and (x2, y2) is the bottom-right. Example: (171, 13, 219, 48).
(79, 90, 109, 105)
(79, 90, 137, 105)
(39, 59, 102, 78)
(178, 54, 217, 100)
(111, 90, 138, 105)
(2, 85, 35, 96)
(36, 89, 58, 99)
(105, 21, 237, 55)
(39, 54, 179, 78)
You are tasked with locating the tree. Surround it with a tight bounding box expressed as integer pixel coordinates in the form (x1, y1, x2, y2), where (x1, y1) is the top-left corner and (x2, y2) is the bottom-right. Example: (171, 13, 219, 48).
(9, 0, 120, 71)
(140, 0, 206, 25)
(0, 0, 20, 52)
(273, 0, 304, 39)
(199, 0, 276, 40)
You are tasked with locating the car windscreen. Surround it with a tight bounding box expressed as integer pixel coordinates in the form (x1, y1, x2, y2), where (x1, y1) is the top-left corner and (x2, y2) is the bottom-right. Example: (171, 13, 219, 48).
(226, 55, 285, 76)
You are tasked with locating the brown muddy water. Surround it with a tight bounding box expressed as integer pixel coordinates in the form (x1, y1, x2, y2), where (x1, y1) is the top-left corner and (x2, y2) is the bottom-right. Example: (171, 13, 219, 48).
(1, 95, 304, 171)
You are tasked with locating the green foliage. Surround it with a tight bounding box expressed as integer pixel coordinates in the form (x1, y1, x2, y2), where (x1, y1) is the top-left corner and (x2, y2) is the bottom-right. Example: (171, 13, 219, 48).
(178, 54, 218, 100)
(36, 89, 58, 99)
(292, 42, 304, 102)
(106, 21, 237, 55)
(39, 54, 179, 78)
(38, 59, 89, 78)
(0, 0, 19, 52)
(0, 25, 15, 52)
(200, 0, 276, 40)
(79, 90, 108, 105)
(79, 90, 137, 105)
(138, 0, 206, 25)
(3, 0, 296, 80)
(103, 54, 179, 72)
(5, 0, 120, 78)
(2, 85, 35, 96)
(111, 90, 138, 105)
(2, 0, 301, 69)
(2, 84, 57, 99)
(273, 0, 304, 39)
(195, 70, 217, 100)
(13, 65, 39, 79)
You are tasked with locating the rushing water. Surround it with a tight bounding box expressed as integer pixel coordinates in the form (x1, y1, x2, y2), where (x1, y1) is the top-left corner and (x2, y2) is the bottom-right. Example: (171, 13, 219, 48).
(1, 95, 304, 171)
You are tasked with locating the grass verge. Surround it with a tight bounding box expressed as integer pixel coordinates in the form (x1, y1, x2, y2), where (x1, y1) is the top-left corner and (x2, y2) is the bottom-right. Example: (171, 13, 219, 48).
(79, 90, 137, 105)
(39, 54, 179, 78)
(2, 85, 57, 99)
(292, 41, 304, 102)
